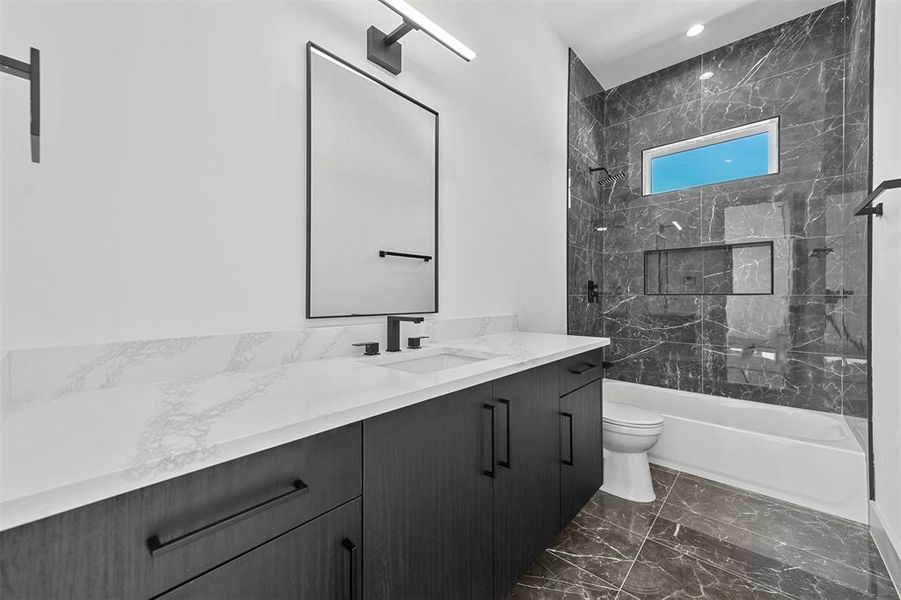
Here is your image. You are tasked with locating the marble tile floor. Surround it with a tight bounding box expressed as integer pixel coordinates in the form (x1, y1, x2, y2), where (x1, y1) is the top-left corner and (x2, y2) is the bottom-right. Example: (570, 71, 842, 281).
(508, 465, 898, 600)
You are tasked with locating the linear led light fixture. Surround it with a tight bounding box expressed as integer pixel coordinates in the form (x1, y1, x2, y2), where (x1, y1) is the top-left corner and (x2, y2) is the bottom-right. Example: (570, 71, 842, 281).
(0, 47, 40, 163)
(368, 0, 476, 75)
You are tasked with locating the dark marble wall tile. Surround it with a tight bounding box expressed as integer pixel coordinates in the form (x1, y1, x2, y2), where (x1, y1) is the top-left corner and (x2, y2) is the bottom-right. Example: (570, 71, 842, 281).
(844, 0, 872, 115)
(569, 98, 603, 165)
(605, 57, 701, 126)
(602, 196, 701, 253)
(568, 197, 603, 248)
(567, 50, 607, 338)
(602, 251, 644, 296)
(569, 50, 604, 105)
(569, 3, 869, 416)
(843, 109, 870, 178)
(701, 345, 842, 412)
(701, 55, 845, 132)
(605, 338, 703, 392)
(842, 355, 869, 418)
(701, 295, 844, 355)
(699, 3, 846, 96)
(700, 177, 846, 244)
(604, 99, 703, 168)
(603, 295, 702, 344)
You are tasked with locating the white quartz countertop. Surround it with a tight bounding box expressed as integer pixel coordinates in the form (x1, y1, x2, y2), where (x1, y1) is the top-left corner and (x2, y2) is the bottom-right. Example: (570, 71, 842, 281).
(0, 332, 608, 531)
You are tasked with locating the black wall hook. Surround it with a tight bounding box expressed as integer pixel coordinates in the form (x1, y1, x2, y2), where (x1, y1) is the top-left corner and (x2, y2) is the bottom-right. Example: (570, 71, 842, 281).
(0, 47, 40, 163)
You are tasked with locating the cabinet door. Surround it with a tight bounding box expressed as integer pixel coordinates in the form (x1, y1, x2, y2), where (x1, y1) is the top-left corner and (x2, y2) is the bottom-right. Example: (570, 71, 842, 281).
(492, 364, 561, 597)
(560, 379, 604, 527)
(363, 384, 494, 600)
(158, 497, 361, 600)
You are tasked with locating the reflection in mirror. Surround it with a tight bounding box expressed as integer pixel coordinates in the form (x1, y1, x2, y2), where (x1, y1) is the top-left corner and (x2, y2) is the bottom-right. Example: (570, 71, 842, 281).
(307, 44, 437, 318)
(644, 241, 773, 295)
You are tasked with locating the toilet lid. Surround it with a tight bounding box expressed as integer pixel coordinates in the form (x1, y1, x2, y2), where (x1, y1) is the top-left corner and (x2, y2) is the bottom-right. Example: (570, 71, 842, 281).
(603, 401, 664, 427)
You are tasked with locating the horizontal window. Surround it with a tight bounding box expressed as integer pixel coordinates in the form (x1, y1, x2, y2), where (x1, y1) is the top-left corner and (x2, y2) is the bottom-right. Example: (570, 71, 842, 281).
(642, 117, 779, 195)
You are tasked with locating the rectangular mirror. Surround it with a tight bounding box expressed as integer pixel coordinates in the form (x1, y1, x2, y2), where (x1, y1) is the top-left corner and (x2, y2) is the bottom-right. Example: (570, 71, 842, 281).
(307, 43, 438, 318)
(644, 241, 774, 295)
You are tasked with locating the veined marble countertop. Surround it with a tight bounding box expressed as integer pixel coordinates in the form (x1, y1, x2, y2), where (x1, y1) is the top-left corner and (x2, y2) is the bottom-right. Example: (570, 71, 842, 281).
(0, 332, 608, 532)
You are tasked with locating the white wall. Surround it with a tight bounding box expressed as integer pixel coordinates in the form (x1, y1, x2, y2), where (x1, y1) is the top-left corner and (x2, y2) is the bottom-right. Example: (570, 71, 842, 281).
(0, 1, 568, 349)
(871, 0, 901, 574)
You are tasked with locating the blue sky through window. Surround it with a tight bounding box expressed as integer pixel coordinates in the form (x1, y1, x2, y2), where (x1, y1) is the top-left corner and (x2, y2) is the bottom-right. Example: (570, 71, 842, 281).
(650, 132, 772, 194)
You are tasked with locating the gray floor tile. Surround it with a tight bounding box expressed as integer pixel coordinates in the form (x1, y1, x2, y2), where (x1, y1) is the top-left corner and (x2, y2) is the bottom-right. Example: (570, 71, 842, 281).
(548, 510, 647, 587)
(620, 540, 792, 599)
(579, 466, 677, 537)
(507, 550, 621, 600)
(666, 473, 892, 579)
(650, 504, 899, 599)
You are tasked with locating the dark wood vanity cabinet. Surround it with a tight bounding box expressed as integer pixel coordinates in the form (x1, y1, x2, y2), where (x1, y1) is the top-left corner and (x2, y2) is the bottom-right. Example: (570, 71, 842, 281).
(0, 424, 362, 600)
(1, 350, 604, 600)
(560, 379, 604, 527)
(157, 498, 362, 600)
(363, 359, 603, 600)
(363, 384, 495, 600)
(491, 364, 562, 596)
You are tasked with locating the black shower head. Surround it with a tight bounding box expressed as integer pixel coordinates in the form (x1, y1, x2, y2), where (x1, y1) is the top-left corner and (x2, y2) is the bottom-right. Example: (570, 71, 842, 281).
(589, 166, 627, 186)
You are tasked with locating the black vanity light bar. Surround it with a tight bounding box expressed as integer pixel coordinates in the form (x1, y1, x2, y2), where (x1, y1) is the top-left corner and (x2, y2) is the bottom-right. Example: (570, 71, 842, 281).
(854, 178, 901, 217)
(379, 250, 432, 262)
(368, 0, 475, 75)
(0, 47, 40, 163)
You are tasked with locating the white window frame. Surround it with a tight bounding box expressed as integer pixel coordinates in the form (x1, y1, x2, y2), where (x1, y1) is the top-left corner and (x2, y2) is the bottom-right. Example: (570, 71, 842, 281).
(641, 116, 780, 196)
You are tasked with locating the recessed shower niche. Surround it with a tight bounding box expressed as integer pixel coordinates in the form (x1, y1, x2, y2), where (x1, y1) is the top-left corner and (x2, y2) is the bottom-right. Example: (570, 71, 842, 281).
(643, 242, 774, 296)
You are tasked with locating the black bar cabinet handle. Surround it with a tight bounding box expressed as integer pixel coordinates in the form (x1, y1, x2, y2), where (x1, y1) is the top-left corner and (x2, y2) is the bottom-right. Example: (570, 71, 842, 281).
(498, 398, 511, 469)
(483, 404, 496, 478)
(561, 412, 574, 466)
(146, 479, 309, 556)
(342, 538, 358, 600)
(379, 250, 432, 262)
(569, 363, 597, 375)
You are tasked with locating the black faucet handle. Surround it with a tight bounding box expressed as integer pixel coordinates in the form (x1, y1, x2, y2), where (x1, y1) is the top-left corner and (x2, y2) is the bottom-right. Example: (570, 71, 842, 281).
(407, 336, 430, 350)
(352, 342, 380, 356)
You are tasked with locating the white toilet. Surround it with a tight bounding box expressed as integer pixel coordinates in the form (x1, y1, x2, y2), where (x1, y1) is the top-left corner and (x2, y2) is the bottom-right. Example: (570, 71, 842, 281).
(601, 401, 664, 503)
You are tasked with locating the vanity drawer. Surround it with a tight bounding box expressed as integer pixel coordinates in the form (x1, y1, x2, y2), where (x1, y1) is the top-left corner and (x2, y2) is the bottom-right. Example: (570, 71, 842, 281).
(0, 423, 362, 600)
(558, 349, 603, 396)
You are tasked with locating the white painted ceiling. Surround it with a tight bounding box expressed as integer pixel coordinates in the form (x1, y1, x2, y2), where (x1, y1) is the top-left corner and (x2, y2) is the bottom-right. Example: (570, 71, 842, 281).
(537, 0, 838, 89)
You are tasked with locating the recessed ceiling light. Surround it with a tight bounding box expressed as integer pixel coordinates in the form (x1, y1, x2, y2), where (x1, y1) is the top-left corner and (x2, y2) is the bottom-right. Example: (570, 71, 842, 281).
(686, 24, 705, 37)
(699, 71, 714, 80)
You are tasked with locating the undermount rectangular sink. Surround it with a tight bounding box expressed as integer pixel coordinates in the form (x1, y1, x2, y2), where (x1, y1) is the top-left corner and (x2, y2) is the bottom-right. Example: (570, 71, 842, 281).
(376, 349, 496, 375)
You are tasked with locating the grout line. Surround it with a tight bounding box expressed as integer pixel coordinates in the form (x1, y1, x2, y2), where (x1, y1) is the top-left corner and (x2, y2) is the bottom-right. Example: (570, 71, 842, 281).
(614, 471, 680, 598)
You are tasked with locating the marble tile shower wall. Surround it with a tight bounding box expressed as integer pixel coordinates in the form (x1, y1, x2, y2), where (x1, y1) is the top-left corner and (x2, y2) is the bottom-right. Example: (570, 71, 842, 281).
(567, 50, 606, 336)
(567, 1, 871, 416)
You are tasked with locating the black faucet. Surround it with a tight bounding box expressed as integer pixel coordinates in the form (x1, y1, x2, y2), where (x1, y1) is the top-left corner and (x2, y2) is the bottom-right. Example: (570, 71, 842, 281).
(386, 315, 424, 352)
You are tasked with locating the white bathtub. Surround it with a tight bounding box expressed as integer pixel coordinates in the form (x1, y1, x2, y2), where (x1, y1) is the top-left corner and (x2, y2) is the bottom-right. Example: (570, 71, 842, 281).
(604, 379, 868, 523)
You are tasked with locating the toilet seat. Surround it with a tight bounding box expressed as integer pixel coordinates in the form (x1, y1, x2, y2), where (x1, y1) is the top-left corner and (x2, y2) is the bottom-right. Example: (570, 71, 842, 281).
(603, 401, 664, 428)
